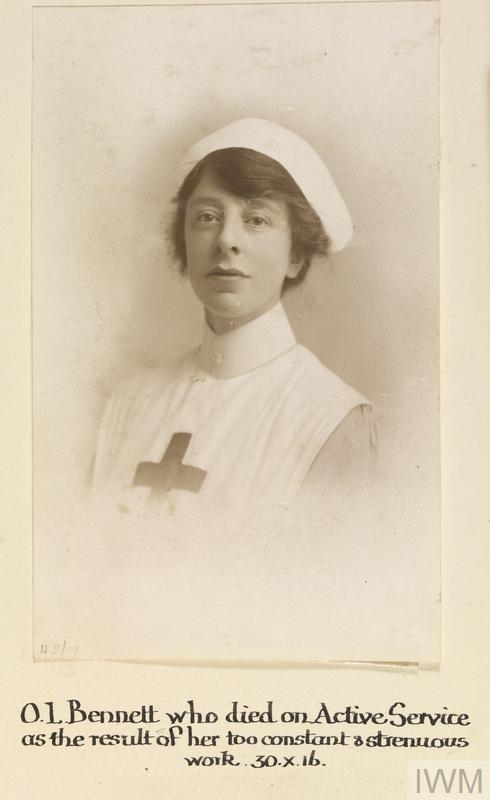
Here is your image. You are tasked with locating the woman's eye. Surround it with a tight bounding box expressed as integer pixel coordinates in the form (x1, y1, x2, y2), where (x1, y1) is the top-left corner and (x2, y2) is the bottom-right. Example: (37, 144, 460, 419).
(246, 215, 269, 227)
(196, 211, 219, 224)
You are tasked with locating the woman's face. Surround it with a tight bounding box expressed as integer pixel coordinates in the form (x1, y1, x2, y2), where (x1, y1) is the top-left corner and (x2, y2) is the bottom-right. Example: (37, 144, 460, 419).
(184, 171, 301, 333)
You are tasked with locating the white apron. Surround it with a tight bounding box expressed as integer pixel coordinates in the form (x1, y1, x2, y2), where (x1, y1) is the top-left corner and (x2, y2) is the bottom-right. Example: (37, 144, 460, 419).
(76, 304, 377, 661)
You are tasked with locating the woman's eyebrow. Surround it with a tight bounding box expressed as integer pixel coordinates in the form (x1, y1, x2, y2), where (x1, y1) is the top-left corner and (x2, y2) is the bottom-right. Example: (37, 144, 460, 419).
(245, 197, 283, 212)
(187, 195, 224, 208)
(187, 195, 283, 212)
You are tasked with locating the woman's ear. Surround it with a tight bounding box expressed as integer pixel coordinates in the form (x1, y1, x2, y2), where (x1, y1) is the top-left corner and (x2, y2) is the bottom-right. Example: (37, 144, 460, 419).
(286, 256, 304, 279)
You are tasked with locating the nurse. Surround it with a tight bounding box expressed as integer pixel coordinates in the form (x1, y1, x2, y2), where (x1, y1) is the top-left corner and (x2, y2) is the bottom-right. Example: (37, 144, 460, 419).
(92, 118, 375, 515)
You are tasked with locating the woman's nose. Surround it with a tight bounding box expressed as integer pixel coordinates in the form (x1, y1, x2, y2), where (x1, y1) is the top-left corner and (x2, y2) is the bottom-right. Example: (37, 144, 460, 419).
(216, 216, 241, 254)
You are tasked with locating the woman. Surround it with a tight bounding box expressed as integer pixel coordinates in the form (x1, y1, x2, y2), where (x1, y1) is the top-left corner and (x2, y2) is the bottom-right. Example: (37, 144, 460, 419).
(92, 118, 375, 518)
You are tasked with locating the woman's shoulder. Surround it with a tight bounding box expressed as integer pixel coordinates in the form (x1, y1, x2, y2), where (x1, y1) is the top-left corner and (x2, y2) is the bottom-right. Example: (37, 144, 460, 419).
(92, 348, 200, 488)
(289, 344, 370, 410)
(107, 348, 199, 407)
(96, 348, 199, 446)
(293, 349, 377, 493)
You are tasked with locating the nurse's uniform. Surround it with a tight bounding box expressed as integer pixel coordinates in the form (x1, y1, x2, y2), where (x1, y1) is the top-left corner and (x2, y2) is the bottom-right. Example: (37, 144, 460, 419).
(92, 303, 374, 518)
(87, 302, 375, 662)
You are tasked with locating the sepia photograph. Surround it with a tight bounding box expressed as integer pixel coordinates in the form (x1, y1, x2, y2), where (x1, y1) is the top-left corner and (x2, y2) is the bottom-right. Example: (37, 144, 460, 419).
(33, 1, 440, 664)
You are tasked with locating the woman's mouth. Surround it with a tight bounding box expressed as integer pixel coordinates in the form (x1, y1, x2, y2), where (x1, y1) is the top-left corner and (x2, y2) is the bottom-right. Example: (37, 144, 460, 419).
(208, 266, 249, 279)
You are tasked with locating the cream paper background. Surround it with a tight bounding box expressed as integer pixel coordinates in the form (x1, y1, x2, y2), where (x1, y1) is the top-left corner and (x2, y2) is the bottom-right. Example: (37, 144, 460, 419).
(1, 0, 489, 798)
(32, 0, 440, 663)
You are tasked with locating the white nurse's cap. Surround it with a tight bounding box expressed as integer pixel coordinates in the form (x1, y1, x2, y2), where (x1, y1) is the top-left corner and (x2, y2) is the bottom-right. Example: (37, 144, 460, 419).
(174, 117, 353, 253)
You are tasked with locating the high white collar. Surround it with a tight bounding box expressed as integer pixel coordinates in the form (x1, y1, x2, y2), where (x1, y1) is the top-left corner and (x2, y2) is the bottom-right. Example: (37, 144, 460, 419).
(199, 303, 297, 379)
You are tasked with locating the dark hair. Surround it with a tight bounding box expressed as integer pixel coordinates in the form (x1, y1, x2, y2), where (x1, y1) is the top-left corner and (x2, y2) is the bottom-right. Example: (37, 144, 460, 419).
(168, 147, 329, 289)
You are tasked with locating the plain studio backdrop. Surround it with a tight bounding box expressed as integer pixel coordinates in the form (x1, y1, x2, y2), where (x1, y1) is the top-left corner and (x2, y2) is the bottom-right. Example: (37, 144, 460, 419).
(33, 2, 440, 663)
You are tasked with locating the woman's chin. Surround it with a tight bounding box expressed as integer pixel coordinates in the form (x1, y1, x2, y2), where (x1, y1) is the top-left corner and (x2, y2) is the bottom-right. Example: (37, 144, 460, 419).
(205, 292, 246, 318)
